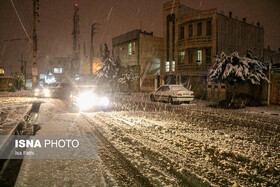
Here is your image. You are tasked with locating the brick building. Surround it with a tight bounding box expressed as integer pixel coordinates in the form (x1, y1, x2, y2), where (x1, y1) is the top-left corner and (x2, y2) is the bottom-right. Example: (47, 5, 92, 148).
(112, 29, 163, 91)
(161, 0, 264, 99)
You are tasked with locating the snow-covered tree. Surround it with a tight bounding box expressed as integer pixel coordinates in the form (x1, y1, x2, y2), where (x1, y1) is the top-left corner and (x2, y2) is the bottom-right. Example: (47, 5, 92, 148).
(96, 43, 120, 83)
(118, 66, 139, 92)
(13, 74, 25, 91)
(208, 50, 269, 106)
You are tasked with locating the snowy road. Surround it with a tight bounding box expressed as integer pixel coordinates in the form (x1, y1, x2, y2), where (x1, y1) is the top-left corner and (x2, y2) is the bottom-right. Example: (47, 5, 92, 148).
(11, 97, 280, 186)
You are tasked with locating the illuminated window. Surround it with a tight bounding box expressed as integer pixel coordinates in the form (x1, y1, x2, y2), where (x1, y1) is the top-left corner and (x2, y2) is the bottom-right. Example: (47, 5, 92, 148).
(0, 69, 4, 75)
(197, 50, 202, 65)
(54, 68, 62, 74)
(132, 42, 136, 54)
(39, 74, 45, 79)
(178, 51, 185, 65)
(165, 61, 170, 72)
(171, 61, 175, 72)
(128, 42, 136, 55)
(128, 43, 132, 55)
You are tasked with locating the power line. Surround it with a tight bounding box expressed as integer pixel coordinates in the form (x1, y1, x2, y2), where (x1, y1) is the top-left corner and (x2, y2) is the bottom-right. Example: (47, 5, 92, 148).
(10, 0, 32, 45)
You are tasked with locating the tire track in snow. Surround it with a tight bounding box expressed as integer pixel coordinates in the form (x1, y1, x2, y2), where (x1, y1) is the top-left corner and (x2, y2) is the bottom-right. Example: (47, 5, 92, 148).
(81, 113, 152, 187)
(91, 113, 212, 186)
(92, 112, 278, 186)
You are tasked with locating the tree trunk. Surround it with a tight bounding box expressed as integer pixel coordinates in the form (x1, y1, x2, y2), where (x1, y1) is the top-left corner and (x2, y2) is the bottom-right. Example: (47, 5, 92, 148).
(229, 84, 237, 107)
(128, 82, 131, 94)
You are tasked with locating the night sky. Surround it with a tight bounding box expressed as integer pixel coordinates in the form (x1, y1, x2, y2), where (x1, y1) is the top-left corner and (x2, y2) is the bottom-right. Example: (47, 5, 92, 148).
(0, 0, 279, 75)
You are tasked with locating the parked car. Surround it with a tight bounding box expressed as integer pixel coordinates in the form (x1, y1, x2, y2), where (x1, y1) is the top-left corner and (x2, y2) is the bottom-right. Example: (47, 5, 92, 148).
(150, 85, 194, 104)
(69, 85, 110, 111)
(34, 82, 71, 99)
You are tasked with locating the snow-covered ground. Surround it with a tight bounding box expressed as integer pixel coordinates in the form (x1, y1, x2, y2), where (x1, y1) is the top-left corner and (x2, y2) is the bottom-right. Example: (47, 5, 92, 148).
(81, 94, 280, 186)
(0, 90, 34, 97)
(0, 97, 44, 132)
(2, 94, 279, 186)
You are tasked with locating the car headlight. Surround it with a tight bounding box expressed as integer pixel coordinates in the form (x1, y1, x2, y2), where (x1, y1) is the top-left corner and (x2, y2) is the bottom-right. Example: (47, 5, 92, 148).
(99, 97, 109, 107)
(77, 92, 96, 110)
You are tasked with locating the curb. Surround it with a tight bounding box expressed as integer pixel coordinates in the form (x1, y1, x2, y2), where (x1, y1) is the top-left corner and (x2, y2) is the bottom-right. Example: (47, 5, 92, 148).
(260, 111, 280, 116)
(0, 104, 33, 154)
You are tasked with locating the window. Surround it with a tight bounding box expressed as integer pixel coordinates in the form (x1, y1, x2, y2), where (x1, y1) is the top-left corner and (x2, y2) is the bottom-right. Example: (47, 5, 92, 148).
(54, 68, 62, 74)
(180, 26, 184, 39)
(197, 22, 202, 36)
(197, 50, 202, 65)
(171, 61, 175, 72)
(188, 50, 193, 64)
(132, 41, 136, 54)
(128, 43, 132, 55)
(178, 51, 185, 64)
(206, 48, 211, 64)
(163, 86, 170, 91)
(165, 61, 170, 72)
(206, 21, 212, 36)
(157, 86, 164, 92)
(39, 74, 45, 79)
(0, 69, 4, 75)
(188, 24, 193, 37)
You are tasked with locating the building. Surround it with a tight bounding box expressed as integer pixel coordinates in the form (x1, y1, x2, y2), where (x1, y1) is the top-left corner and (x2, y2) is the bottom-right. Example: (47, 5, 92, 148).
(112, 29, 163, 91)
(46, 56, 80, 83)
(269, 51, 280, 105)
(161, 0, 264, 99)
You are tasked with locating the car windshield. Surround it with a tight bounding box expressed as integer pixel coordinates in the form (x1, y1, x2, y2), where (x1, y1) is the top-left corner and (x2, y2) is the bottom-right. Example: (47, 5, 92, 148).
(171, 85, 186, 91)
(47, 83, 60, 87)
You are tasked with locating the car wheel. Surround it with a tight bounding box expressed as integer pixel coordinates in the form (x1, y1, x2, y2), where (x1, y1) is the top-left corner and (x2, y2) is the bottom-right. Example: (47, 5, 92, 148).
(168, 96, 173, 104)
(150, 94, 155, 102)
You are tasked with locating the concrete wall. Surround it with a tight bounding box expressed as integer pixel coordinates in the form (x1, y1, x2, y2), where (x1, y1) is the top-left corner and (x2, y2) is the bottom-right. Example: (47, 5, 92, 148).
(139, 33, 163, 91)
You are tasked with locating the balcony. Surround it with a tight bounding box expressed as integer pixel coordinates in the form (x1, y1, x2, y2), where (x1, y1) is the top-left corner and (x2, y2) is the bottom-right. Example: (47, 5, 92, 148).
(178, 36, 212, 47)
(178, 63, 212, 73)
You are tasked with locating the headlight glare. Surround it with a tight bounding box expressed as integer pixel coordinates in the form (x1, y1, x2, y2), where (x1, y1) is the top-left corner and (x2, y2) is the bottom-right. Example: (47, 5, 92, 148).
(100, 97, 109, 107)
(77, 92, 96, 110)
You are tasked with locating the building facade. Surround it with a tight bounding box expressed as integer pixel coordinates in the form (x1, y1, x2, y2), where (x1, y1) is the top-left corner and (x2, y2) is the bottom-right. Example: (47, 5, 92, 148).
(161, 0, 264, 99)
(46, 56, 80, 83)
(112, 29, 163, 91)
(270, 52, 280, 105)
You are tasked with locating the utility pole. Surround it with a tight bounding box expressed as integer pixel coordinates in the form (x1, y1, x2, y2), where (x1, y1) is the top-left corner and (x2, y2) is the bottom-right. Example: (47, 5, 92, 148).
(90, 23, 97, 75)
(72, 3, 80, 76)
(72, 3, 80, 59)
(32, 0, 39, 89)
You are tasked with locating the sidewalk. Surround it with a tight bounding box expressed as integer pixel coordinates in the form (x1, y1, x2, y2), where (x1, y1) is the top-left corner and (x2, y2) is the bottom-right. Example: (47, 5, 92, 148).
(116, 92, 280, 117)
(0, 90, 34, 97)
(15, 99, 116, 187)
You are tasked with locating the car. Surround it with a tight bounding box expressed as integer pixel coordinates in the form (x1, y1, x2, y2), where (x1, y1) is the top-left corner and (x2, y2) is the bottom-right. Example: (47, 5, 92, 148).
(150, 85, 194, 104)
(34, 82, 71, 99)
(69, 85, 110, 111)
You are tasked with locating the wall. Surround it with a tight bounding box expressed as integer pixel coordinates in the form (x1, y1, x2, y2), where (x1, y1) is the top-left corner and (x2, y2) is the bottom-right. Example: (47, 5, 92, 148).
(216, 14, 264, 57)
(139, 33, 163, 91)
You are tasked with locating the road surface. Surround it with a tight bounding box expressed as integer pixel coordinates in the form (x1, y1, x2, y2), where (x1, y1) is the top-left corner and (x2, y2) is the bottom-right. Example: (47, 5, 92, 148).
(12, 96, 280, 186)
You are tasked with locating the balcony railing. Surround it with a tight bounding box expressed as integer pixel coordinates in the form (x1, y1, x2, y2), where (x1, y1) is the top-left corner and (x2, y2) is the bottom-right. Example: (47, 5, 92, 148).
(178, 36, 212, 46)
(178, 63, 212, 72)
